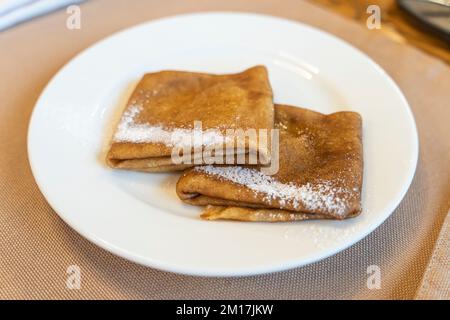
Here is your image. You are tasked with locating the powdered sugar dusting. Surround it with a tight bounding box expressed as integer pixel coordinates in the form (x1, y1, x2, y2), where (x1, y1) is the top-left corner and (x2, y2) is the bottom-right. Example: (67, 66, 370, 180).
(284, 225, 358, 249)
(195, 165, 351, 216)
(113, 105, 227, 147)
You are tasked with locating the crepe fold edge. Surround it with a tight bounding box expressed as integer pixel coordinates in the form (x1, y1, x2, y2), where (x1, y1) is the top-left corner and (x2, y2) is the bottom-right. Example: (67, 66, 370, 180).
(200, 205, 347, 222)
(106, 142, 271, 172)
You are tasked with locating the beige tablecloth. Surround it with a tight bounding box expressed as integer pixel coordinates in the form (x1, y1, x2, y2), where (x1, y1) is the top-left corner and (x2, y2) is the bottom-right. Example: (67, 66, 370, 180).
(0, 0, 449, 300)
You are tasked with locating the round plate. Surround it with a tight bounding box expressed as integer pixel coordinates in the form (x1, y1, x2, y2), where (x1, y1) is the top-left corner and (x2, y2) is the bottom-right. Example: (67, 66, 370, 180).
(28, 12, 418, 276)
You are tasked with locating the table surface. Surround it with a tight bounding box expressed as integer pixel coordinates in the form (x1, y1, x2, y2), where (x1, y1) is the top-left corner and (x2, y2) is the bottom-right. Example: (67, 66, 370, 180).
(309, 0, 450, 65)
(0, 0, 449, 300)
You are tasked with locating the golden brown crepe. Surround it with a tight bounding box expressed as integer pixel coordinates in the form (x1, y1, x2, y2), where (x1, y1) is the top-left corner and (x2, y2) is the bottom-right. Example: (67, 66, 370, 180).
(107, 66, 274, 172)
(176, 104, 363, 221)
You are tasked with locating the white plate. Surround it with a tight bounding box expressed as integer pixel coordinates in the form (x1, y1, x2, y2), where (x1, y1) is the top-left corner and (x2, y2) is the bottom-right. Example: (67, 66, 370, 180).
(28, 13, 418, 276)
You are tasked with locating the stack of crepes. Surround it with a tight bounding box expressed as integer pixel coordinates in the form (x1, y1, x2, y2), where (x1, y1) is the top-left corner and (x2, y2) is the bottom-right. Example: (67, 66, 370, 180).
(107, 66, 363, 222)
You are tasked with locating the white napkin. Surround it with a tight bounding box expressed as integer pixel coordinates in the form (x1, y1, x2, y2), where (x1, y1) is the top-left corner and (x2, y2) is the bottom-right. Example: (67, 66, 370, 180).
(0, 0, 85, 31)
(0, 0, 35, 15)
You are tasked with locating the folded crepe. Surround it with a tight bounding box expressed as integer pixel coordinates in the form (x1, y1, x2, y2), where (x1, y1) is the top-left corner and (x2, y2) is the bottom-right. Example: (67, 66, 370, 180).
(176, 104, 363, 221)
(106, 66, 274, 172)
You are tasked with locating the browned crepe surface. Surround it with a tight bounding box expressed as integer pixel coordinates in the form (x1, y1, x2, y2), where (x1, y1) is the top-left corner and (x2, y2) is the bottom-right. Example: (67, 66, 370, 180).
(177, 104, 363, 221)
(107, 66, 274, 172)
